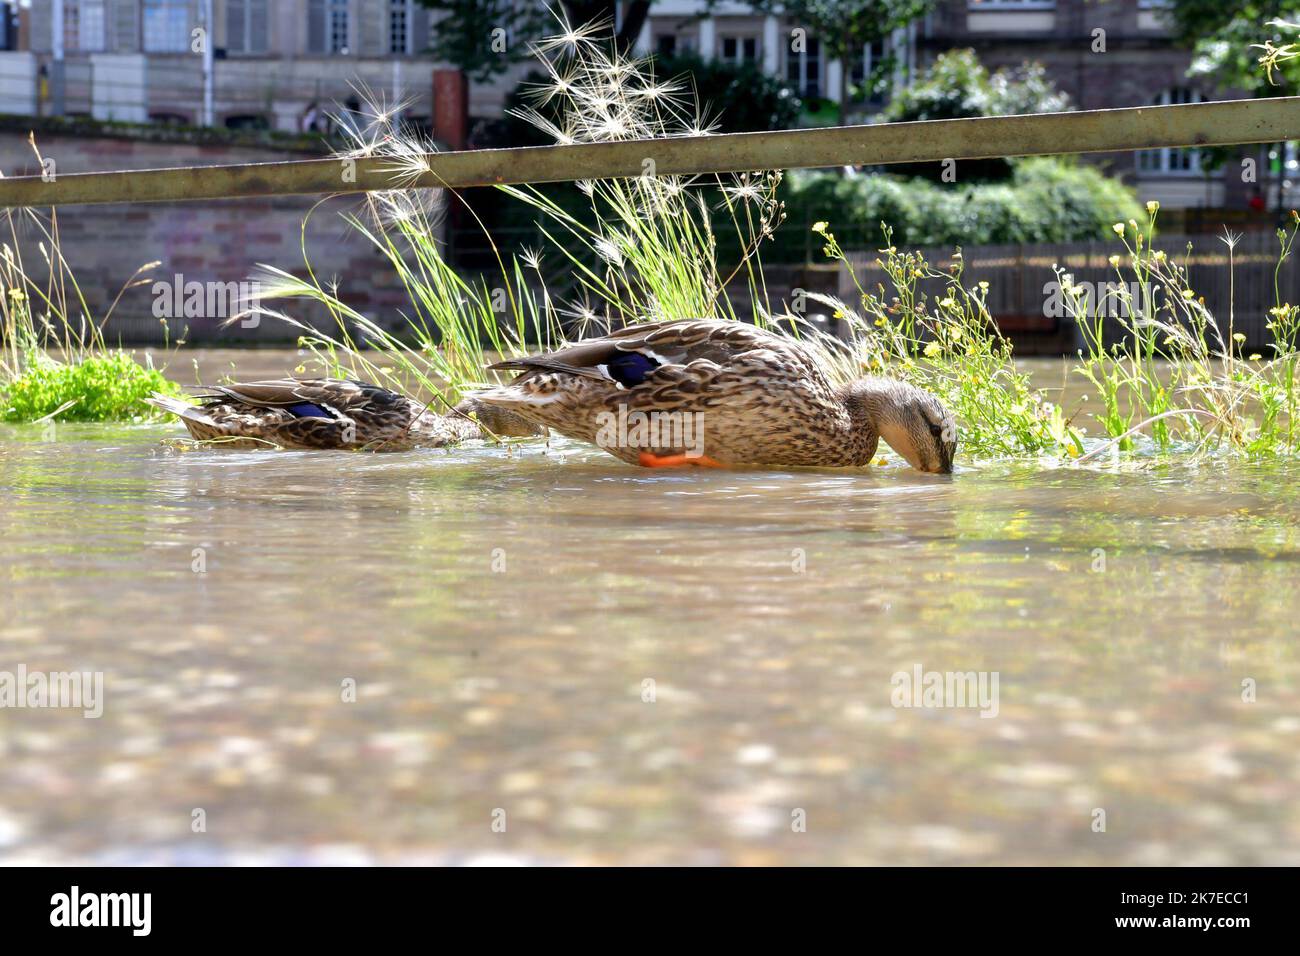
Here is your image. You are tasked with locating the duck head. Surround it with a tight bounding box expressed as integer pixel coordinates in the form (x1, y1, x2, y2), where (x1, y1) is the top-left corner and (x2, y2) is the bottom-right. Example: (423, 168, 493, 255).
(845, 378, 957, 474)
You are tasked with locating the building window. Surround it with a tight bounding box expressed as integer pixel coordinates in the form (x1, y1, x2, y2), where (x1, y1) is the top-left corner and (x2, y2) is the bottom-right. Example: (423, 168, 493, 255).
(720, 36, 758, 65)
(849, 36, 890, 103)
(227, 0, 269, 53)
(64, 0, 106, 52)
(143, 0, 191, 53)
(787, 36, 821, 99)
(389, 0, 412, 54)
(1137, 88, 1204, 175)
(308, 0, 351, 54)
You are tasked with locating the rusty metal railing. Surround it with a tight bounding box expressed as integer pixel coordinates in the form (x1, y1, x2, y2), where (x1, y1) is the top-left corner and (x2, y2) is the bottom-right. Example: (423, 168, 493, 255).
(0, 96, 1298, 207)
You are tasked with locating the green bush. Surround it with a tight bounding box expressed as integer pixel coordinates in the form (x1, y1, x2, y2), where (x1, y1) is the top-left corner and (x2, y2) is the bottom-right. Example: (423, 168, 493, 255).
(1, 351, 181, 422)
(772, 158, 1144, 256)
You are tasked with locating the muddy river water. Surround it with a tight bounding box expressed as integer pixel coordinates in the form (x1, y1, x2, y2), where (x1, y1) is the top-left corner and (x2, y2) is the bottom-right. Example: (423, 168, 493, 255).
(1, 351, 1297, 864)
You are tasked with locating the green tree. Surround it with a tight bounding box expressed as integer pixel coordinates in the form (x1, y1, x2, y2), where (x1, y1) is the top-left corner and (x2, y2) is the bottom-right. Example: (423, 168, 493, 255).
(878, 48, 1069, 123)
(416, 0, 549, 81)
(1164, 4, 1300, 208)
(415, 2, 659, 80)
(1166, 2, 1300, 95)
(747, 0, 935, 123)
(644, 53, 804, 133)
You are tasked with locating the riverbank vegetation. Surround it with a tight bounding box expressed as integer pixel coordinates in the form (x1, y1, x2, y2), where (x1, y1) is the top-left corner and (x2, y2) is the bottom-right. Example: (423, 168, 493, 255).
(241, 15, 1300, 465)
(0, 197, 179, 423)
(8, 14, 1300, 464)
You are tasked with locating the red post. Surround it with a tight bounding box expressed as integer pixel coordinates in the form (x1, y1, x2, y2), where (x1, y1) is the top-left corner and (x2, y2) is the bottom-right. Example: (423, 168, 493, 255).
(433, 68, 468, 151)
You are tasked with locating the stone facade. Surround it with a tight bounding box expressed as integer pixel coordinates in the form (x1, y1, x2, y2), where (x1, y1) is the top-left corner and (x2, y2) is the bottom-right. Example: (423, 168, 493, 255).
(20, 1, 532, 128)
(927, 0, 1192, 111)
(0, 125, 413, 343)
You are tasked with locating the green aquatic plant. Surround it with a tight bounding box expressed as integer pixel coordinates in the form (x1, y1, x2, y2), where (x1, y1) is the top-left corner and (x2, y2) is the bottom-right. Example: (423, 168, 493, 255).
(246, 192, 530, 408)
(1, 350, 178, 423)
(806, 222, 1084, 459)
(0, 144, 177, 423)
(1058, 204, 1300, 461)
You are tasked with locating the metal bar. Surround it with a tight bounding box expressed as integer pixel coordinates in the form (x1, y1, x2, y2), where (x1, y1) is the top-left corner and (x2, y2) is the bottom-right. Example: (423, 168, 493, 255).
(2, 96, 1298, 208)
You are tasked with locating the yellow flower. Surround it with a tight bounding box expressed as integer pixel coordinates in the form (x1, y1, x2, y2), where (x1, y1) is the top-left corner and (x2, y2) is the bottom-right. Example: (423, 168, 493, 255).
(1108, 255, 1121, 268)
(924, 341, 943, 358)
(1146, 200, 1160, 215)
(1113, 223, 1125, 236)
(811, 221, 828, 234)
(1232, 332, 1246, 343)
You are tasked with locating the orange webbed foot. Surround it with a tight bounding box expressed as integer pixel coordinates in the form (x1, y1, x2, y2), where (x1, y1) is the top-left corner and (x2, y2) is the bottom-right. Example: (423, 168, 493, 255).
(637, 451, 725, 468)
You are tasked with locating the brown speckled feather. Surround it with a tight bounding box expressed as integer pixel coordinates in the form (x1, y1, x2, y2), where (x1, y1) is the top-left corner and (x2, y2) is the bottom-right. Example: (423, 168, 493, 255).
(476, 319, 882, 467)
(148, 379, 540, 451)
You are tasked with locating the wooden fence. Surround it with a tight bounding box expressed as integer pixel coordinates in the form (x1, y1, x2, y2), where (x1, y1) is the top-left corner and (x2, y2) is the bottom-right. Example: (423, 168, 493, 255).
(840, 232, 1297, 353)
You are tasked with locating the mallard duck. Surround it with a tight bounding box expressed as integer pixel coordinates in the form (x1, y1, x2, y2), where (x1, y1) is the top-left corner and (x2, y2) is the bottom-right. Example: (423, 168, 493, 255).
(147, 379, 539, 451)
(473, 319, 957, 472)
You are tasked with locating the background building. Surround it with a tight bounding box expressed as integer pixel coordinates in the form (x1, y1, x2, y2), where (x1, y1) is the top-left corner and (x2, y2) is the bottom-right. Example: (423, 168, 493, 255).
(0, 1, 1279, 220)
(10, 1, 458, 130)
(633, 0, 1262, 215)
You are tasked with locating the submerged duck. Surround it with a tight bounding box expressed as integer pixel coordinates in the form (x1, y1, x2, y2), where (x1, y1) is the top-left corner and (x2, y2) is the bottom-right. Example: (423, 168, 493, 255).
(474, 319, 957, 473)
(147, 379, 539, 451)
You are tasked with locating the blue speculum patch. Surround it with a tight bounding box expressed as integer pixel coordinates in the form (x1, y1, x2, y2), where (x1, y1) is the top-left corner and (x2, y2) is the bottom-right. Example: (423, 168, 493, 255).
(605, 352, 658, 388)
(286, 402, 331, 419)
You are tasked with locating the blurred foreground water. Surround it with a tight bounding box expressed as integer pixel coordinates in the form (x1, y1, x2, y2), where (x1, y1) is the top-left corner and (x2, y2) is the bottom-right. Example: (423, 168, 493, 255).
(0, 353, 1297, 864)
